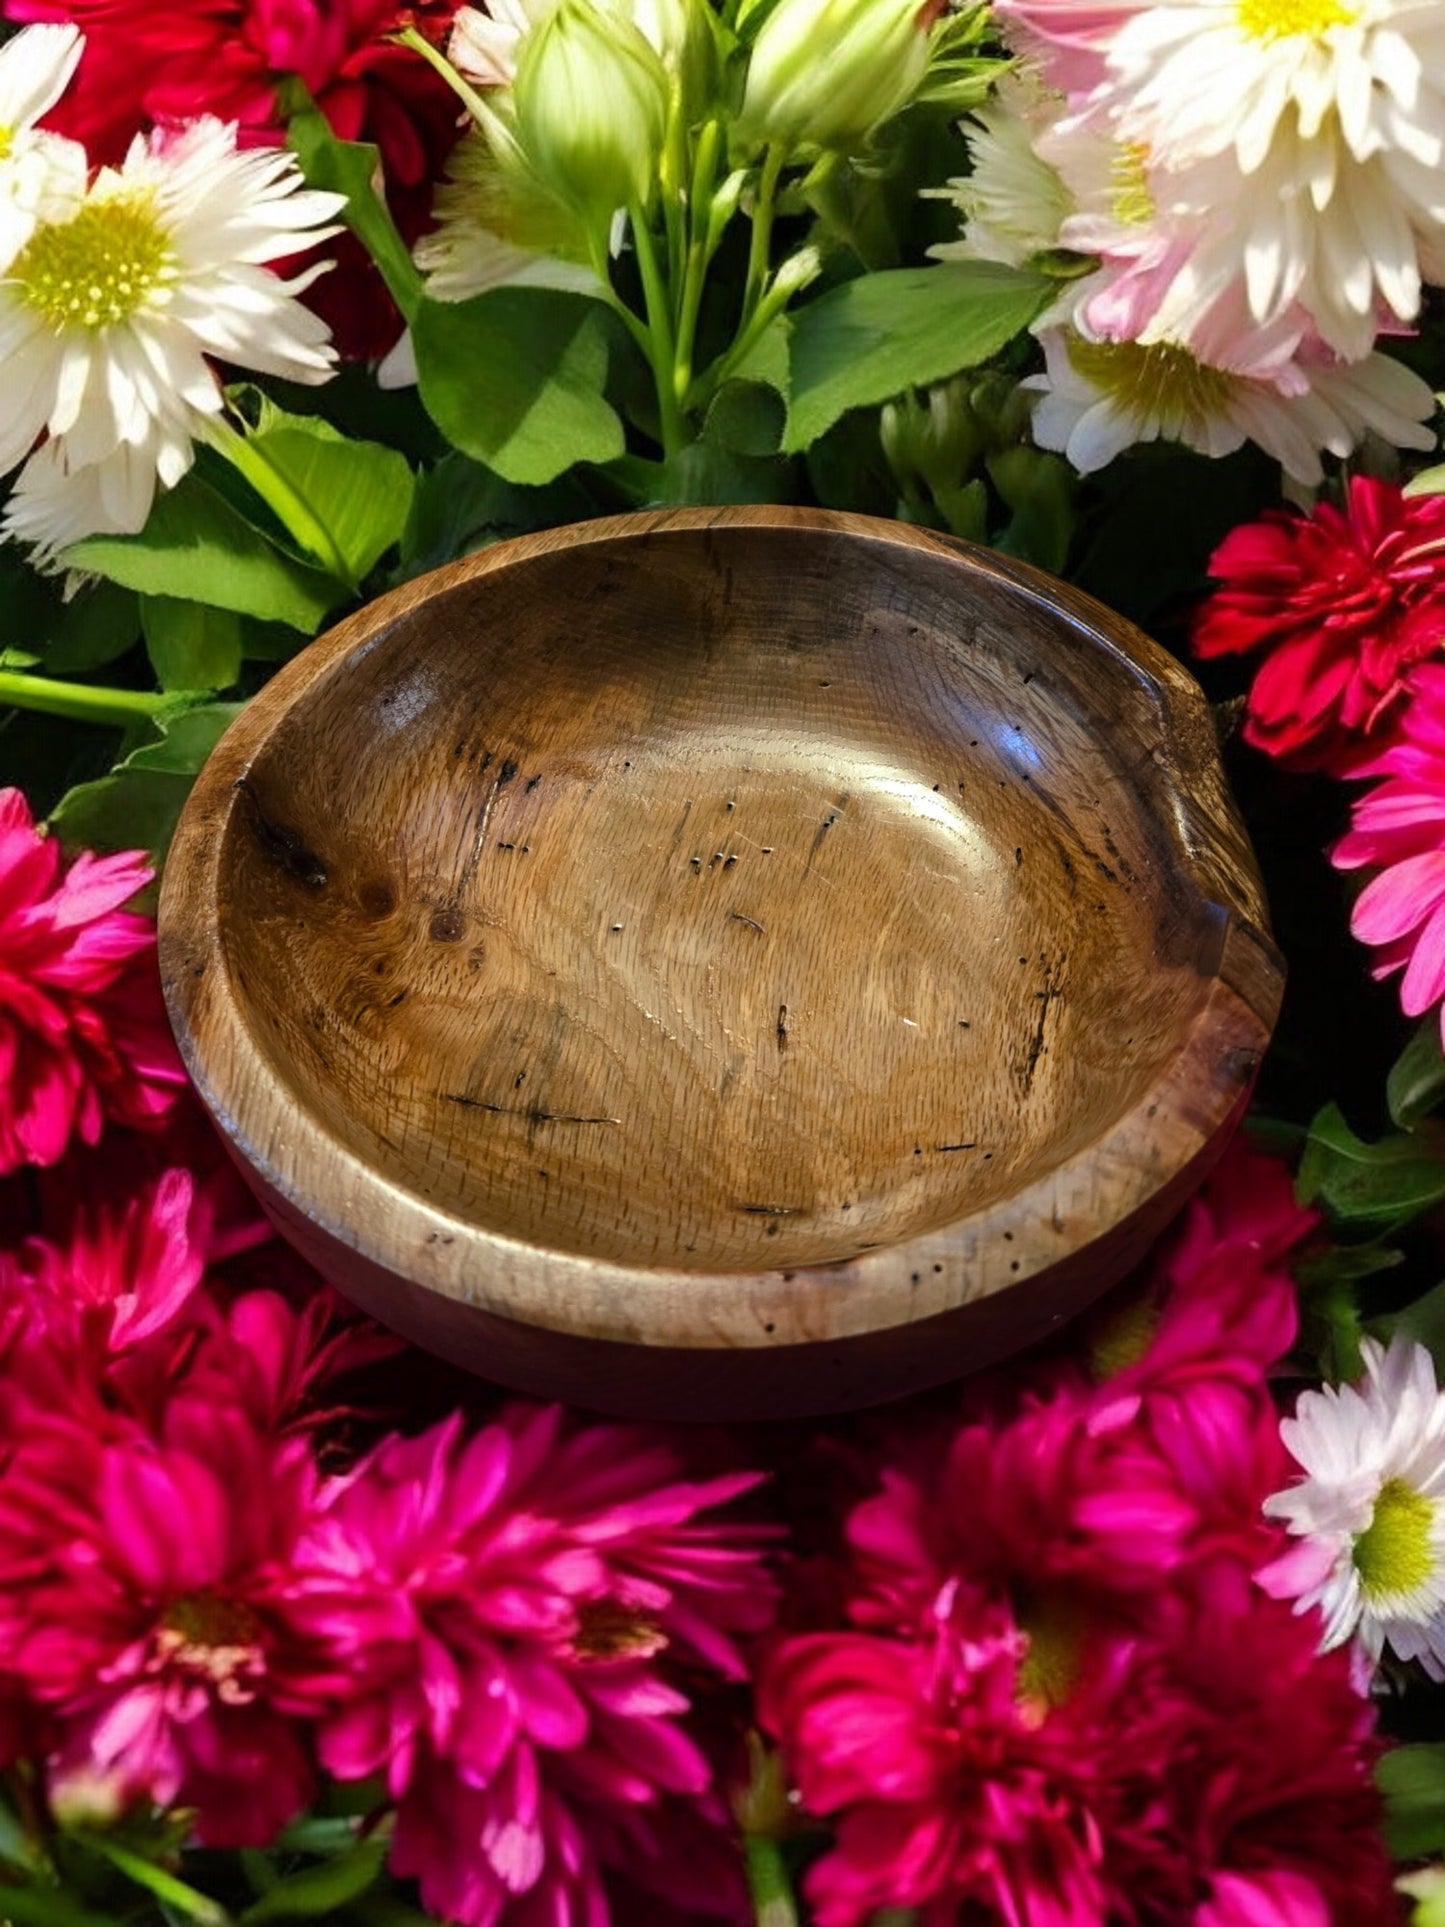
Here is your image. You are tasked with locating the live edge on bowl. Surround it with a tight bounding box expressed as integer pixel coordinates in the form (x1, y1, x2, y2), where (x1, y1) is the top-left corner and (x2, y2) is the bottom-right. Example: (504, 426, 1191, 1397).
(157, 507, 1283, 1421)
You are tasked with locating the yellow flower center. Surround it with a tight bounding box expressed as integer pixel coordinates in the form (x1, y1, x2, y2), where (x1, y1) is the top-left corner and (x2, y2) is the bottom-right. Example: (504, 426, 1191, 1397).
(10, 188, 173, 330)
(1015, 1593, 1089, 1717)
(0, 126, 13, 162)
(1067, 335, 1237, 426)
(1110, 142, 1155, 227)
(1235, 0, 1355, 41)
(1089, 1291, 1158, 1379)
(1353, 1477, 1436, 1600)
(151, 1591, 264, 1705)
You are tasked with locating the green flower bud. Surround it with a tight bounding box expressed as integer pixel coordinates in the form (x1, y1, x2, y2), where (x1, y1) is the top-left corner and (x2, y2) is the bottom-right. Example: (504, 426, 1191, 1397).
(738, 0, 935, 156)
(513, 0, 670, 225)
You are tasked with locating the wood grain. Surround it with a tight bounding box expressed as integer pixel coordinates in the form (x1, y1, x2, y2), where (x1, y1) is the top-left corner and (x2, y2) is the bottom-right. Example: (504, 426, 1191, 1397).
(158, 508, 1282, 1419)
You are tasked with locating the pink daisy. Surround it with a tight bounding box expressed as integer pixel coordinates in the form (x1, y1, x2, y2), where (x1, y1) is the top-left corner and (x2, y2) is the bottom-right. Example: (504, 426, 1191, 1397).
(0, 788, 185, 1173)
(1334, 664, 1445, 1040)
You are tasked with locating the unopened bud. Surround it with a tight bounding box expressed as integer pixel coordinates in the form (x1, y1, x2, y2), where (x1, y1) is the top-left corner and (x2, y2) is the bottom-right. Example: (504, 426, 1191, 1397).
(513, 0, 670, 224)
(738, 0, 933, 156)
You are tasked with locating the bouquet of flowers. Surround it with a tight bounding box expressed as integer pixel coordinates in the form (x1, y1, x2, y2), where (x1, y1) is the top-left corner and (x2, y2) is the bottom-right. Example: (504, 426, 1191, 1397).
(4, 0, 1445, 1921)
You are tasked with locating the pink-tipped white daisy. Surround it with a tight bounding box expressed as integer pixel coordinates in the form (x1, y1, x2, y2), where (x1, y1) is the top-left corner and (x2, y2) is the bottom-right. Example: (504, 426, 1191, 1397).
(0, 23, 88, 269)
(0, 116, 344, 559)
(1086, 0, 1445, 360)
(1262, 1335, 1445, 1679)
(1027, 317, 1434, 481)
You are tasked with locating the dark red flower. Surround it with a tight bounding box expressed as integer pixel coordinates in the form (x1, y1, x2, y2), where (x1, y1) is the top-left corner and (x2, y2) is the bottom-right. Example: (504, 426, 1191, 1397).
(1193, 474, 1445, 771)
(3, 0, 465, 357)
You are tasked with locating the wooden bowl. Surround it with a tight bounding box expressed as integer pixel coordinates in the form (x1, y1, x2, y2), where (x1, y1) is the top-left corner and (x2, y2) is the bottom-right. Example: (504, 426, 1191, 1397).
(159, 508, 1282, 1420)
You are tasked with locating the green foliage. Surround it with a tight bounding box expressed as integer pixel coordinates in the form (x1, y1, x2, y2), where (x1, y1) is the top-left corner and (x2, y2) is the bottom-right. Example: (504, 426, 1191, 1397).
(140, 600, 244, 694)
(412, 290, 627, 486)
(237, 1840, 388, 1924)
(66, 478, 341, 634)
(397, 454, 598, 578)
(1380, 1744, 1445, 1859)
(1298, 1102, 1445, 1240)
(782, 263, 1053, 453)
(236, 396, 416, 586)
(49, 704, 243, 867)
(1390, 1020, 1445, 1131)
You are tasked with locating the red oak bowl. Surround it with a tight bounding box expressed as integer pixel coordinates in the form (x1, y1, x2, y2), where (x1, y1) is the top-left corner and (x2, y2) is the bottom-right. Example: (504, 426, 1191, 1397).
(158, 507, 1282, 1420)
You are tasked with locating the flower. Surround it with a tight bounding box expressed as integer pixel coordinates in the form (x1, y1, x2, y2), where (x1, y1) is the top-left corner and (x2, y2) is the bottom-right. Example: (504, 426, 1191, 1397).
(511, 0, 670, 229)
(0, 788, 184, 1173)
(1028, 320, 1435, 482)
(736, 0, 935, 157)
(0, 116, 343, 561)
(996, 0, 1445, 362)
(0, 1400, 334, 1843)
(0, 23, 87, 266)
(1196, 476, 1445, 770)
(296, 1405, 774, 1926)
(932, 69, 1075, 271)
(1333, 663, 1445, 1038)
(2, 0, 465, 357)
(1262, 1334, 1445, 1678)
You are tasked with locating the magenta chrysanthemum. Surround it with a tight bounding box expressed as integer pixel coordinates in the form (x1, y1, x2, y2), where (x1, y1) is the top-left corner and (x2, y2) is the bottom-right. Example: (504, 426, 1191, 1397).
(296, 1405, 776, 1927)
(0, 787, 185, 1173)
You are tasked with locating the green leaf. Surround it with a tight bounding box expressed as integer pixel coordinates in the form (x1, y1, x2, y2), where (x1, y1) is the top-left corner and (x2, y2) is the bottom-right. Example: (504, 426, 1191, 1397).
(1381, 1745, 1445, 1859)
(238, 1839, 387, 1924)
(141, 598, 244, 692)
(783, 263, 1052, 454)
(239, 398, 415, 583)
(1405, 463, 1445, 499)
(43, 583, 141, 674)
(49, 702, 242, 867)
(284, 91, 423, 320)
(70, 1837, 226, 1927)
(66, 478, 340, 632)
(0, 1883, 128, 1927)
(1297, 1103, 1445, 1238)
(704, 380, 786, 458)
(1390, 1019, 1445, 1130)
(397, 453, 595, 579)
(412, 289, 626, 486)
(1400, 1865, 1445, 1927)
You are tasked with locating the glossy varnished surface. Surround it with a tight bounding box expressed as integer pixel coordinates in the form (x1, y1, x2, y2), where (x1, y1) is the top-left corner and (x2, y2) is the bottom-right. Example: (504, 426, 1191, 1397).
(160, 510, 1282, 1417)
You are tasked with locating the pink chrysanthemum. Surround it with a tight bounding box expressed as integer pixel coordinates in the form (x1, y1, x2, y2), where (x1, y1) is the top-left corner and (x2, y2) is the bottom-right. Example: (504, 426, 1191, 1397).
(1194, 477, 1445, 771)
(296, 1406, 776, 1927)
(0, 1400, 336, 1843)
(0, 789, 185, 1174)
(1334, 664, 1445, 1041)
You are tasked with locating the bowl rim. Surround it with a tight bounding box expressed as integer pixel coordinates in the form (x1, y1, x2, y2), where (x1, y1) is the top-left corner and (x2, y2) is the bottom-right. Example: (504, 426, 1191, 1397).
(158, 505, 1283, 1354)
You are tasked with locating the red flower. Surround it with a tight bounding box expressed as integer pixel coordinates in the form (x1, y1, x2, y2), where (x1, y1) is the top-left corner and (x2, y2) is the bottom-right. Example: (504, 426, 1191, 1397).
(3, 0, 465, 357)
(0, 788, 185, 1174)
(1193, 475, 1445, 770)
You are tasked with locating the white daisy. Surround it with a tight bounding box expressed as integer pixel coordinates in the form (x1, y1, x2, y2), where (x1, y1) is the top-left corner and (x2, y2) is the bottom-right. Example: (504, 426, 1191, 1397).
(1263, 1335, 1445, 1679)
(1026, 318, 1434, 482)
(448, 0, 692, 86)
(0, 116, 344, 558)
(931, 71, 1075, 271)
(0, 23, 88, 269)
(1096, 0, 1445, 359)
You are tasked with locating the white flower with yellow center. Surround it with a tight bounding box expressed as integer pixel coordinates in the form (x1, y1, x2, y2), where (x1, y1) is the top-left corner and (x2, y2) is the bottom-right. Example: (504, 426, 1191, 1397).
(0, 116, 345, 560)
(1027, 319, 1434, 481)
(0, 23, 88, 269)
(931, 71, 1076, 271)
(1095, 0, 1445, 358)
(1264, 1335, 1445, 1679)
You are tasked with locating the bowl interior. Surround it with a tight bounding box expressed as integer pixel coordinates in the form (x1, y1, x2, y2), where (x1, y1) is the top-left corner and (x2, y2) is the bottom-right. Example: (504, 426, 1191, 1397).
(217, 523, 1220, 1272)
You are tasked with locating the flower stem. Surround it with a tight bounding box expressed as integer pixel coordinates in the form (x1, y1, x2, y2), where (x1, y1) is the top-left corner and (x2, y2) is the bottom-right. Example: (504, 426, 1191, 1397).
(744, 1837, 799, 1927)
(741, 143, 786, 328)
(209, 418, 358, 593)
(0, 671, 167, 729)
(628, 206, 686, 457)
(673, 118, 723, 406)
